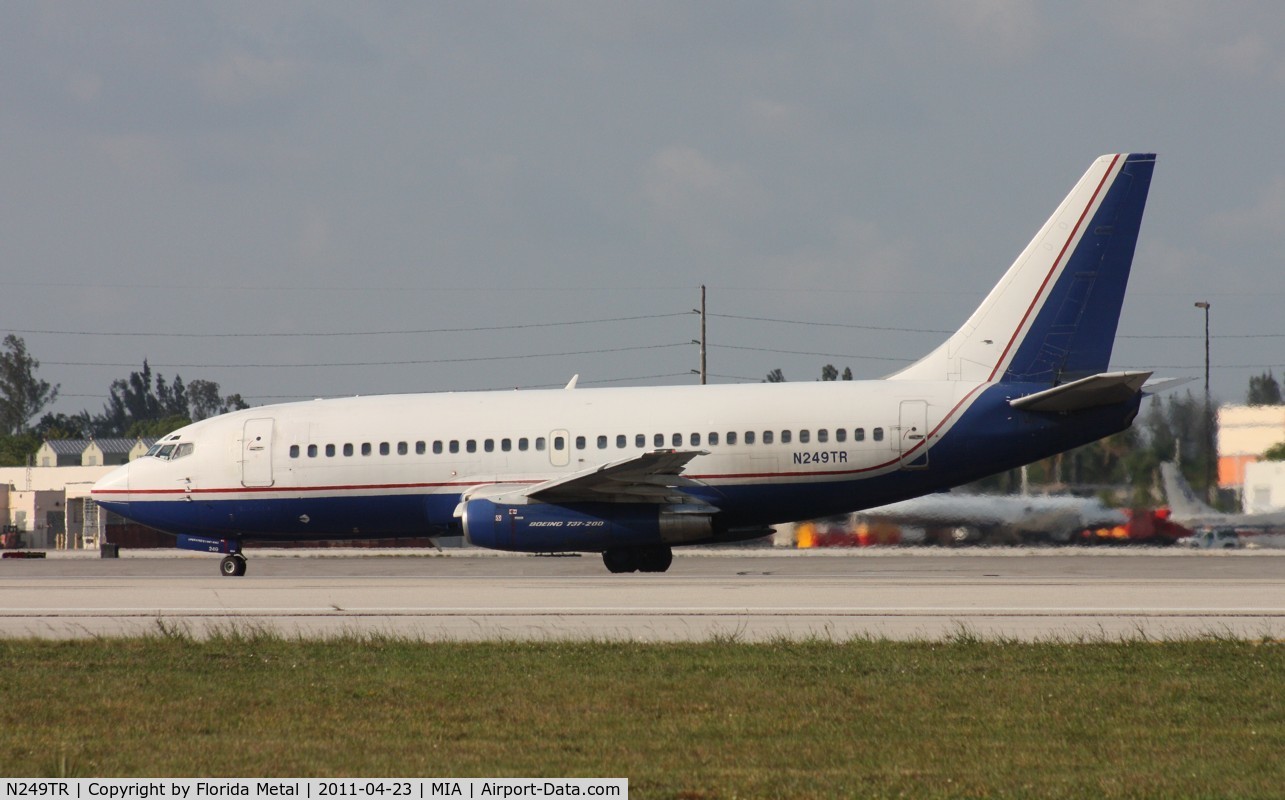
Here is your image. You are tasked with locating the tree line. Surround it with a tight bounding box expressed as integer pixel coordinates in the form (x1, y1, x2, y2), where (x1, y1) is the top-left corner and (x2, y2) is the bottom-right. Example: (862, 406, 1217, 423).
(0, 335, 247, 466)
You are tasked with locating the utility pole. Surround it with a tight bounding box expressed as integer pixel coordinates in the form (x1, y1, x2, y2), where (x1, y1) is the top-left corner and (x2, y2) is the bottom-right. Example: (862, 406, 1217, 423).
(1194, 301, 1213, 502)
(699, 286, 709, 387)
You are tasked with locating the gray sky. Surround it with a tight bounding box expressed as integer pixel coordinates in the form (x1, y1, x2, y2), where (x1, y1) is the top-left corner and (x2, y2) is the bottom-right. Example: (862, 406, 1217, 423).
(4, 1, 1284, 420)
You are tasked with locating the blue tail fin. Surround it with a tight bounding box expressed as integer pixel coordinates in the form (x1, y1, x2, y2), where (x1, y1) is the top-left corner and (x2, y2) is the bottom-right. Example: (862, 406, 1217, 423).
(892, 153, 1155, 385)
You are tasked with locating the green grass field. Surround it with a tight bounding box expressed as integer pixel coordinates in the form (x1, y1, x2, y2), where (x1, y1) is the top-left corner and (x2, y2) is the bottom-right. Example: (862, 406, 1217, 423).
(2, 631, 1282, 798)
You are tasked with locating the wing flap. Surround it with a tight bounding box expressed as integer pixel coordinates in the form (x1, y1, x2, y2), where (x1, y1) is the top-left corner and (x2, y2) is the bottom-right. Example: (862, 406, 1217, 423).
(529, 448, 713, 505)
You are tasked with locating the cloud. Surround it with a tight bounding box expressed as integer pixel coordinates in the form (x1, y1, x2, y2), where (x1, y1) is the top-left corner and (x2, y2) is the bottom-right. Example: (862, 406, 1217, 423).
(937, 0, 1043, 62)
(641, 146, 767, 249)
(1207, 177, 1285, 240)
(66, 72, 103, 104)
(780, 216, 914, 294)
(746, 97, 811, 139)
(93, 134, 181, 183)
(199, 51, 303, 105)
(1111, 3, 1285, 82)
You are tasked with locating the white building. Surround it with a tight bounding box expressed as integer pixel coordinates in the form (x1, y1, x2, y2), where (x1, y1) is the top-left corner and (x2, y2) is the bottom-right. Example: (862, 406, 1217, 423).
(1243, 461, 1285, 514)
(0, 466, 115, 550)
(35, 439, 91, 468)
(1217, 405, 1285, 494)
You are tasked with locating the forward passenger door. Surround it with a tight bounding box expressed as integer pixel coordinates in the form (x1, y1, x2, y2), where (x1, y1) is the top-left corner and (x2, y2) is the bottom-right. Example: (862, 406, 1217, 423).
(242, 418, 275, 487)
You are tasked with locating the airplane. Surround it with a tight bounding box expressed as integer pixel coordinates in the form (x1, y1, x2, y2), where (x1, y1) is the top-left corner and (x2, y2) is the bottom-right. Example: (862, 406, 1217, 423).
(91, 153, 1157, 576)
(1159, 461, 1285, 544)
(853, 490, 1127, 545)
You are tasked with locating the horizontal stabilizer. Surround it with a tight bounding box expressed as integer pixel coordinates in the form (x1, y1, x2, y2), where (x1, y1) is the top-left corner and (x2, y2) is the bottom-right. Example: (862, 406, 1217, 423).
(1142, 376, 1193, 395)
(1009, 370, 1151, 412)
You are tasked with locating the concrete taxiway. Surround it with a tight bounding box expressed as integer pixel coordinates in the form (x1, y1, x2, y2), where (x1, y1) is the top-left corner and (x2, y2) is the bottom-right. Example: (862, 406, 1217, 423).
(2, 548, 1283, 641)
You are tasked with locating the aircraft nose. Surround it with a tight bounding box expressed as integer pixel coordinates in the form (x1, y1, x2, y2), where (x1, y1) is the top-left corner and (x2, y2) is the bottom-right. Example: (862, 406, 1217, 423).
(91, 462, 131, 507)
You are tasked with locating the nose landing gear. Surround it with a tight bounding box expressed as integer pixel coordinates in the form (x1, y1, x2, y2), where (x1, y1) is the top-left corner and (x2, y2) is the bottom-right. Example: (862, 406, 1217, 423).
(176, 534, 247, 577)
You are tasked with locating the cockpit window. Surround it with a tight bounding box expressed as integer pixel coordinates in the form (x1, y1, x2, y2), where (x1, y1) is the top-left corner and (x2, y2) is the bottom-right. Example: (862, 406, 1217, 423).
(145, 444, 163, 457)
(157, 444, 177, 460)
(173, 443, 195, 460)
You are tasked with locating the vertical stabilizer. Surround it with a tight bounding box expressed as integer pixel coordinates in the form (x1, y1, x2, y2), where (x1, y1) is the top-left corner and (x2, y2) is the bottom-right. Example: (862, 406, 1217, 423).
(1159, 461, 1219, 517)
(892, 153, 1155, 385)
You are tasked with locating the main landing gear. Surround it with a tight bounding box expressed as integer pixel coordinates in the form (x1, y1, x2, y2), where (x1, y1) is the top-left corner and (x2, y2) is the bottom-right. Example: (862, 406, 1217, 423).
(220, 554, 248, 577)
(602, 544, 673, 574)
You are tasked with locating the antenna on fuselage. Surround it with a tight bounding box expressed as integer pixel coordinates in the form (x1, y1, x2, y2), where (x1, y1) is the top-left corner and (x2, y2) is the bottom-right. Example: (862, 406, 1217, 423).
(564, 374, 579, 390)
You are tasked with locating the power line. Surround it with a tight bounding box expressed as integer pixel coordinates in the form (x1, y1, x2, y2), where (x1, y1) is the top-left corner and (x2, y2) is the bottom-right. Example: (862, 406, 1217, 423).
(10, 313, 691, 339)
(710, 313, 950, 334)
(710, 344, 912, 363)
(44, 342, 693, 370)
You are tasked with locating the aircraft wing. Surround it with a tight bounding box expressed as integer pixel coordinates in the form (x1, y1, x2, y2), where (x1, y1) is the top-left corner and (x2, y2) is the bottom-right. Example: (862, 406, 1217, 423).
(526, 449, 712, 505)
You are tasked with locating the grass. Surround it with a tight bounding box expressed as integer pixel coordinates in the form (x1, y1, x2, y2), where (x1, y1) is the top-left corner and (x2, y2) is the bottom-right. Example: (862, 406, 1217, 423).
(2, 631, 1283, 798)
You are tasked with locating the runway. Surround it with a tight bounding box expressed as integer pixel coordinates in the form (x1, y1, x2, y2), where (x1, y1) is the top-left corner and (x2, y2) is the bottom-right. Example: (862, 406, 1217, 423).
(3, 549, 1284, 641)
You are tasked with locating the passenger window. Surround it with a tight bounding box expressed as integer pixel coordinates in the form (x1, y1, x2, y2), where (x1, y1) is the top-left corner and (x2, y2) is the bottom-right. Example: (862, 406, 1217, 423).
(326, 444, 336, 457)
(672, 433, 682, 447)
(519, 438, 529, 451)
(433, 441, 443, 454)
(575, 436, 586, 450)
(835, 429, 846, 443)
(449, 440, 460, 454)
(654, 433, 664, 447)
(763, 431, 774, 445)
(362, 443, 372, 456)
(855, 428, 865, 442)
(597, 435, 608, 449)
(484, 439, 494, 453)
(307, 444, 318, 458)
(799, 430, 810, 444)
(290, 445, 300, 458)
(538, 437, 548, 451)
(745, 431, 756, 445)
(501, 439, 512, 452)
(818, 429, 828, 443)
(873, 428, 884, 442)
(380, 442, 390, 456)
(396, 442, 407, 455)
(635, 434, 645, 448)
(617, 435, 627, 449)
(708, 432, 719, 446)
(781, 430, 792, 444)
(466, 440, 477, 453)
(416, 441, 426, 455)
(727, 431, 737, 445)
(344, 443, 354, 456)
(691, 433, 701, 446)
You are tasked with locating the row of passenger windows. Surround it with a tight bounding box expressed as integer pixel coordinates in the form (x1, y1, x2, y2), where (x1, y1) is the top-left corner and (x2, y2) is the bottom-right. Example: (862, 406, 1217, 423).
(287, 427, 886, 459)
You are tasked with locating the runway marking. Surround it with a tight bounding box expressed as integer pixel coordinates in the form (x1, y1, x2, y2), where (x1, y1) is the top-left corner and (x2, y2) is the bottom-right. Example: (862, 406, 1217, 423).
(5, 606, 1285, 617)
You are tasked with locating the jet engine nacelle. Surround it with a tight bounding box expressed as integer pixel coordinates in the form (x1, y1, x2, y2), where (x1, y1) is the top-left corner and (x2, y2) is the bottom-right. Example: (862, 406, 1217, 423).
(461, 499, 712, 552)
